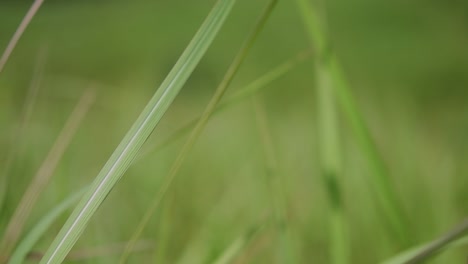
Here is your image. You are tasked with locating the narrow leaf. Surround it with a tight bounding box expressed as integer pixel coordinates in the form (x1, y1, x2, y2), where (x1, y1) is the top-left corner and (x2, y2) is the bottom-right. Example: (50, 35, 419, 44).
(136, 50, 312, 159)
(119, 1, 277, 262)
(0, 0, 45, 73)
(39, 0, 236, 263)
(8, 188, 87, 264)
(382, 218, 468, 264)
(294, 0, 410, 246)
(211, 224, 265, 264)
(252, 98, 299, 263)
(0, 88, 95, 260)
(0, 46, 47, 213)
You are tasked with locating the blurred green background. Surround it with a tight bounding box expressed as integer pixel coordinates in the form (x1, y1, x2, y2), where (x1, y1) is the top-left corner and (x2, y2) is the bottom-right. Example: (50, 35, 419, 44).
(1, 0, 467, 263)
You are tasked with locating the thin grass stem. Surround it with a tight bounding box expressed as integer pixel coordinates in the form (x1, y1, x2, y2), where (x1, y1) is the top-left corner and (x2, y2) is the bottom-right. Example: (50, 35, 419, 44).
(0, 88, 95, 262)
(119, 1, 278, 262)
(38, 1, 236, 263)
(0, 46, 47, 213)
(0, 0, 45, 74)
(252, 97, 299, 263)
(294, 0, 410, 246)
(8, 188, 87, 264)
(136, 50, 311, 160)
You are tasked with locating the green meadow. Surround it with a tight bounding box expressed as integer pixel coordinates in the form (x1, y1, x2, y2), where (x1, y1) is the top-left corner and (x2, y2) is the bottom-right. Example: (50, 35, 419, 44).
(0, 0, 467, 263)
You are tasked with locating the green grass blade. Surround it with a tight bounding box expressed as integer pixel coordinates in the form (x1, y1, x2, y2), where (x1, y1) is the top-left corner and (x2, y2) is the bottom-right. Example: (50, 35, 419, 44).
(137, 50, 311, 159)
(0, 46, 47, 214)
(381, 218, 468, 264)
(316, 58, 349, 264)
(119, 2, 278, 262)
(294, 1, 349, 262)
(8, 188, 87, 264)
(294, 0, 410, 246)
(38, 0, 236, 263)
(0, 88, 94, 260)
(252, 98, 298, 263)
(329, 58, 409, 245)
(211, 224, 265, 264)
(319, 70, 349, 263)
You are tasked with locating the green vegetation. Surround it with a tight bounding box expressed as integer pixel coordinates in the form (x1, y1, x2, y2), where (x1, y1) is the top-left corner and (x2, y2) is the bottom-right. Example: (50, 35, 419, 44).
(1, 0, 467, 263)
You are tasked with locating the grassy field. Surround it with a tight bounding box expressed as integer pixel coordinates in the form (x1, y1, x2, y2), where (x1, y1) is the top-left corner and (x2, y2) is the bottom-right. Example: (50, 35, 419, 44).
(0, 0, 467, 263)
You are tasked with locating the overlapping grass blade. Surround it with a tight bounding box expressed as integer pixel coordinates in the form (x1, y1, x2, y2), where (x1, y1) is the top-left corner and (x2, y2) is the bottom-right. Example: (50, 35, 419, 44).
(8, 188, 87, 264)
(294, 0, 409, 247)
(252, 98, 298, 263)
(119, 1, 278, 262)
(0, 47, 47, 213)
(382, 218, 468, 264)
(211, 223, 266, 264)
(0, 0, 45, 74)
(0, 88, 95, 261)
(137, 50, 312, 159)
(316, 56, 349, 264)
(293, 1, 349, 262)
(38, 0, 236, 263)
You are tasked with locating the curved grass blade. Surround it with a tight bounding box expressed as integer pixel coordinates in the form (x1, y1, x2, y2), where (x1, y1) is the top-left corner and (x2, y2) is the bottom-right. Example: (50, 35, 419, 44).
(381, 218, 468, 264)
(136, 50, 312, 159)
(294, 0, 410, 247)
(0, 88, 95, 261)
(39, 0, 236, 263)
(0, 0, 45, 74)
(8, 188, 87, 264)
(119, 1, 278, 262)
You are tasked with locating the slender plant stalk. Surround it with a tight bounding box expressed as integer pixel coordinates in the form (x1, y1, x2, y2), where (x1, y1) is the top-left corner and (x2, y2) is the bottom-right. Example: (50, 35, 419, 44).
(403, 218, 468, 264)
(294, 0, 409, 246)
(316, 52, 349, 264)
(252, 98, 298, 263)
(137, 50, 312, 160)
(152, 192, 174, 264)
(0, 0, 45, 74)
(119, 1, 278, 262)
(8, 188, 87, 264)
(38, 0, 236, 263)
(293, 0, 349, 262)
(0, 46, 47, 214)
(0, 88, 95, 263)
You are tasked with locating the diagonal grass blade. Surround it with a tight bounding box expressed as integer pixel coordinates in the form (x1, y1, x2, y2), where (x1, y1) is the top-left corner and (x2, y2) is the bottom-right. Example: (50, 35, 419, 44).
(39, 0, 237, 263)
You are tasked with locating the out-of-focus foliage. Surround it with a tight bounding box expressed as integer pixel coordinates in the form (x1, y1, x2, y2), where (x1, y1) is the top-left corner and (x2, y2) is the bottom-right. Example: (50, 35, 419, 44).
(0, 0, 467, 263)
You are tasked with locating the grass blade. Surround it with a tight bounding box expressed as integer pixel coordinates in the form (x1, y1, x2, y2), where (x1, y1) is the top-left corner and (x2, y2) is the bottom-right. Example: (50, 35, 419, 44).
(0, 88, 95, 261)
(252, 98, 298, 263)
(211, 224, 266, 264)
(38, 0, 236, 263)
(8, 188, 87, 264)
(0, 46, 47, 213)
(137, 50, 311, 159)
(316, 55, 349, 264)
(24, 240, 153, 262)
(381, 218, 468, 264)
(119, 1, 278, 262)
(0, 0, 45, 74)
(294, 0, 410, 246)
(293, 1, 350, 262)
